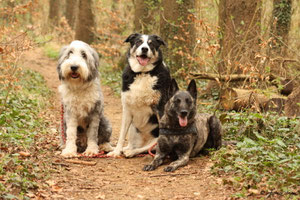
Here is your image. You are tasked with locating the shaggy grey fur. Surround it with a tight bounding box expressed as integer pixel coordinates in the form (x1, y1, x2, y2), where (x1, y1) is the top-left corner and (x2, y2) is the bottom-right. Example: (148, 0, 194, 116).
(57, 40, 112, 157)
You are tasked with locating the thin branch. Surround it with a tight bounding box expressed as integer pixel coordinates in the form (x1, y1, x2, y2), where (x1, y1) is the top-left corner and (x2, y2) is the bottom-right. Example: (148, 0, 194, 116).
(150, 173, 196, 178)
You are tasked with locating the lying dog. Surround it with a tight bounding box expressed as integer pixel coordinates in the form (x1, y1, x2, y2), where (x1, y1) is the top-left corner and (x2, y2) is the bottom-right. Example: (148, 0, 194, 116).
(108, 33, 171, 158)
(143, 79, 222, 172)
(57, 40, 112, 157)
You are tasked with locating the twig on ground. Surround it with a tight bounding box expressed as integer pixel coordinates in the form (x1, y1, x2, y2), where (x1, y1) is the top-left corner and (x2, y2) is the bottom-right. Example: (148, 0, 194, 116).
(64, 159, 97, 166)
(52, 162, 70, 167)
(150, 173, 196, 178)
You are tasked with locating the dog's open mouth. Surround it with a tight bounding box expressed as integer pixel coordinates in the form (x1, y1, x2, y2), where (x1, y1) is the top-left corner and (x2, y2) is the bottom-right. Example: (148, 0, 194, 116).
(178, 116, 188, 127)
(70, 72, 80, 79)
(136, 55, 150, 66)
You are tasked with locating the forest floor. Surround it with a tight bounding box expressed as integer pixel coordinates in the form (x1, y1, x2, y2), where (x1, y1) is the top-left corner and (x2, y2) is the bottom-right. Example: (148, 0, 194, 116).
(21, 47, 235, 200)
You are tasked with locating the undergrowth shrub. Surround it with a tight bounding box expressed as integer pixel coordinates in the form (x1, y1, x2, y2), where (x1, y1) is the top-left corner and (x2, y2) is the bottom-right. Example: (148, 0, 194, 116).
(0, 70, 51, 199)
(212, 111, 300, 198)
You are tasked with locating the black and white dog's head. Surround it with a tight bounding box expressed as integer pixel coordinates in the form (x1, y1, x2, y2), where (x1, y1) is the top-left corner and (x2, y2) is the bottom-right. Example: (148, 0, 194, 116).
(166, 79, 197, 127)
(57, 40, 99, 83)
(125, 33, 166, 73)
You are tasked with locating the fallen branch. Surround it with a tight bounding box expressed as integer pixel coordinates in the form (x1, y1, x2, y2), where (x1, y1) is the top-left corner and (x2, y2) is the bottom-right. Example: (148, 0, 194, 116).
(64, 159, 96, 166)
(189, 72, 278, 82)
(150, 173, 195, 178)
(52, 162, 70, 167)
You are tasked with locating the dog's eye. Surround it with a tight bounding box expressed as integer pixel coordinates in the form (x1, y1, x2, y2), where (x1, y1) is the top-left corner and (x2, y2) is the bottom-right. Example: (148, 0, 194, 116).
(175, 99, 181, 104)
(68, 50, 73, 55)
(81, 51, 87, 59)
(136, 40, 143, 46)
(186, 98, 191, 104)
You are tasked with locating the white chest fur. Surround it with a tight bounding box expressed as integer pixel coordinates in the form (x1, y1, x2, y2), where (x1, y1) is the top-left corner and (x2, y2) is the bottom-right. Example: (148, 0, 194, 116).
(122, 73, 160, 108)
(59, 80, 102, 119)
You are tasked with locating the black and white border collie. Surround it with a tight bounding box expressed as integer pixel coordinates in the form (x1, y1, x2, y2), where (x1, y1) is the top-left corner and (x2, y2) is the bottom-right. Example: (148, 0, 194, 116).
(108, 33, 172, 157)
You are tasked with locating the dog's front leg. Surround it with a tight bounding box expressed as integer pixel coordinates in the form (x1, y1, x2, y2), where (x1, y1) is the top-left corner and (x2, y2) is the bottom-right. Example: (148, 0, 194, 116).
(83, 115, 100, 156)
(107, 107, 132, 157)
(61, 117, 78, 158)
(164, 153, 190, 172)
(143, 152, 166, 171)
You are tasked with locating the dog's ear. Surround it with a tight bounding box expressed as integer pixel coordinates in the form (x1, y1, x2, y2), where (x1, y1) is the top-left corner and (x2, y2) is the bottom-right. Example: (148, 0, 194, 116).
(187, 79, 197, 100)
(124, 33, 140, 44)
(169, 78, 179, 98)
(90, 47, 100, 68)
(152, 35, 167, 47)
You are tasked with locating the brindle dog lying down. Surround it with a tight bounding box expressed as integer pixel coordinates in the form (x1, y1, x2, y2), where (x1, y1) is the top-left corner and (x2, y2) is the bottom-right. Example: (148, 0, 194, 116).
(143, 79, 222, 172)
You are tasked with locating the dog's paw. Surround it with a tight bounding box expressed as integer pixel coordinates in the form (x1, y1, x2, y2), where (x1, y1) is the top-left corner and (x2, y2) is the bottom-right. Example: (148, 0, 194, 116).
(107, 149, 122, 158)
(83, 147, 99, 156)
(123, 149, 137, 158)
(164, 166, 176, 172)
(99, 142, 114, 152)
(61, 149, 78, 158)
(143, 164, 156, 171)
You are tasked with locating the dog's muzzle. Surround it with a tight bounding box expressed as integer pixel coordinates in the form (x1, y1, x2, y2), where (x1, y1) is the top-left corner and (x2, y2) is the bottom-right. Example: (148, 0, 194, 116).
(178, 111, 188, 127)
(136, 53, 150, 66)
(70, 65, 80, 79)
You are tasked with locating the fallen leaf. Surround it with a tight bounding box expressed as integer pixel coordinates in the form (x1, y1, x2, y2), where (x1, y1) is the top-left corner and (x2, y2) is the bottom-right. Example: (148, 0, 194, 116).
(19, 151, 30, 157)
(46, 180, 56, 186)
(248, 188, 260, 195)
(96, 193, 106, 199)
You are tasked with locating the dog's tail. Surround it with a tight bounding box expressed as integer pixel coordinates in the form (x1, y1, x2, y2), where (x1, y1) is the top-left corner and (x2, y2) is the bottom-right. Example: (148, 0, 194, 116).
(204, 115, 222, 150)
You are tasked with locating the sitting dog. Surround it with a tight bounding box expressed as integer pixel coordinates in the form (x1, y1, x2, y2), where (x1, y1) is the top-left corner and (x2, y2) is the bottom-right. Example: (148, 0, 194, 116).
(108, 33, 171, 158)
(57, 40, 112, 158)
(143, 79, 222, 172)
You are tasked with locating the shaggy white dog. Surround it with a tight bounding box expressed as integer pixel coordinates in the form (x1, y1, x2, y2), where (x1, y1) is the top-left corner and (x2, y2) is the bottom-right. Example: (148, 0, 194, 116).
(57, 40, 112, 158)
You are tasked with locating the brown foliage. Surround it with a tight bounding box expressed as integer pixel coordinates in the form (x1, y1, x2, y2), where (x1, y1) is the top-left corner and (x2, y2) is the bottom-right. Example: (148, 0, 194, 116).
(0, 1, 35, 109)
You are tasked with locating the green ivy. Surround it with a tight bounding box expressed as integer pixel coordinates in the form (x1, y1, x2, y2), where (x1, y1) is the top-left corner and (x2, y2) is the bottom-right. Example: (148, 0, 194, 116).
(0, 70, 51, 199)
(212, 111, 300, 198)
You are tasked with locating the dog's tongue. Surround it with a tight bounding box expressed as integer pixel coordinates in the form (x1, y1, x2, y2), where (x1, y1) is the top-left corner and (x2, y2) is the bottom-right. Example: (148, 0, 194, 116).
(179, 116, 188, 127)
(137, 56, 150, 66)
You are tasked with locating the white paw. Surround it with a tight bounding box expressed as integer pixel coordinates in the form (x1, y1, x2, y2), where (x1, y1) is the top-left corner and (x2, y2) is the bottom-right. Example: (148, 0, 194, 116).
(107, 149, 122, 157)
(83, 145, 99, 156)
(61, 147, 77, 158)
(99, 142, 114, 152)
(123, 149, 137, 158)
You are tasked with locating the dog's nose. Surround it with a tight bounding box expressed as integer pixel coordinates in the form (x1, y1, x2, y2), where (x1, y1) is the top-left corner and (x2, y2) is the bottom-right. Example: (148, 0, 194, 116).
(180, 110, 188, 117)
(141, 47, 148, 53)
(71, 66, 78, 71)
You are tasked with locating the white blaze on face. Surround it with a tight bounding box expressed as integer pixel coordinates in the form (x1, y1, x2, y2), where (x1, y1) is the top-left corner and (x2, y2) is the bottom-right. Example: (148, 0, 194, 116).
(60, 41, 89, 81)
(128, 35, 158, 73)
(136, 35, 151, 66)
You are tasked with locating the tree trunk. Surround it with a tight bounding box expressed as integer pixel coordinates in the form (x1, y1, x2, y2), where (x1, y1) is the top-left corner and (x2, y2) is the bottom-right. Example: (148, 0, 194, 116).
(218, 0, 261, 74)
(75, 0, 95, 44)
(49, 0, 60, 26)
(134, 0, 159, 34)
(160, 0, 196, 73)
(220, 88, 285, 112)
(284, 86, 300, 117)
(268, 0, 292, 76)
(65, 0, 78, 29)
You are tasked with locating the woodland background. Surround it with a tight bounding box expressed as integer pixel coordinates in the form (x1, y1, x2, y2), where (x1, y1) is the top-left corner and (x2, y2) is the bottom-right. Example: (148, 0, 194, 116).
(0, 0, 299, 199)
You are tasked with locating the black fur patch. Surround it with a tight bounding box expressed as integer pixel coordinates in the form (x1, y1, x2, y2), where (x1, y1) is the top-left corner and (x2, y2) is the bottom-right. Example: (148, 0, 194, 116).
(148, 114, 158, 124)
(151, 127, 159, 137)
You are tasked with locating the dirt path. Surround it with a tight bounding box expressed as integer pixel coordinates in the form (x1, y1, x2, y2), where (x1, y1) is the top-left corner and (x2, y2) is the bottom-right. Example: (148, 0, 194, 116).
(22, 48, 233, 200)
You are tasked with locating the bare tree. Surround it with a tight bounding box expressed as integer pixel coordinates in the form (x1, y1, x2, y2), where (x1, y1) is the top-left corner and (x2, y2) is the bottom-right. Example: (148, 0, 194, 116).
(270, 0, 292, 55)
(218, 0, 261, 74)
(49, 0, 60, 26)
(134, 0, 159, 34)
(75, 0, 95, 44)
(65, 0, 78, 29)
(160, 0, 196, 72)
